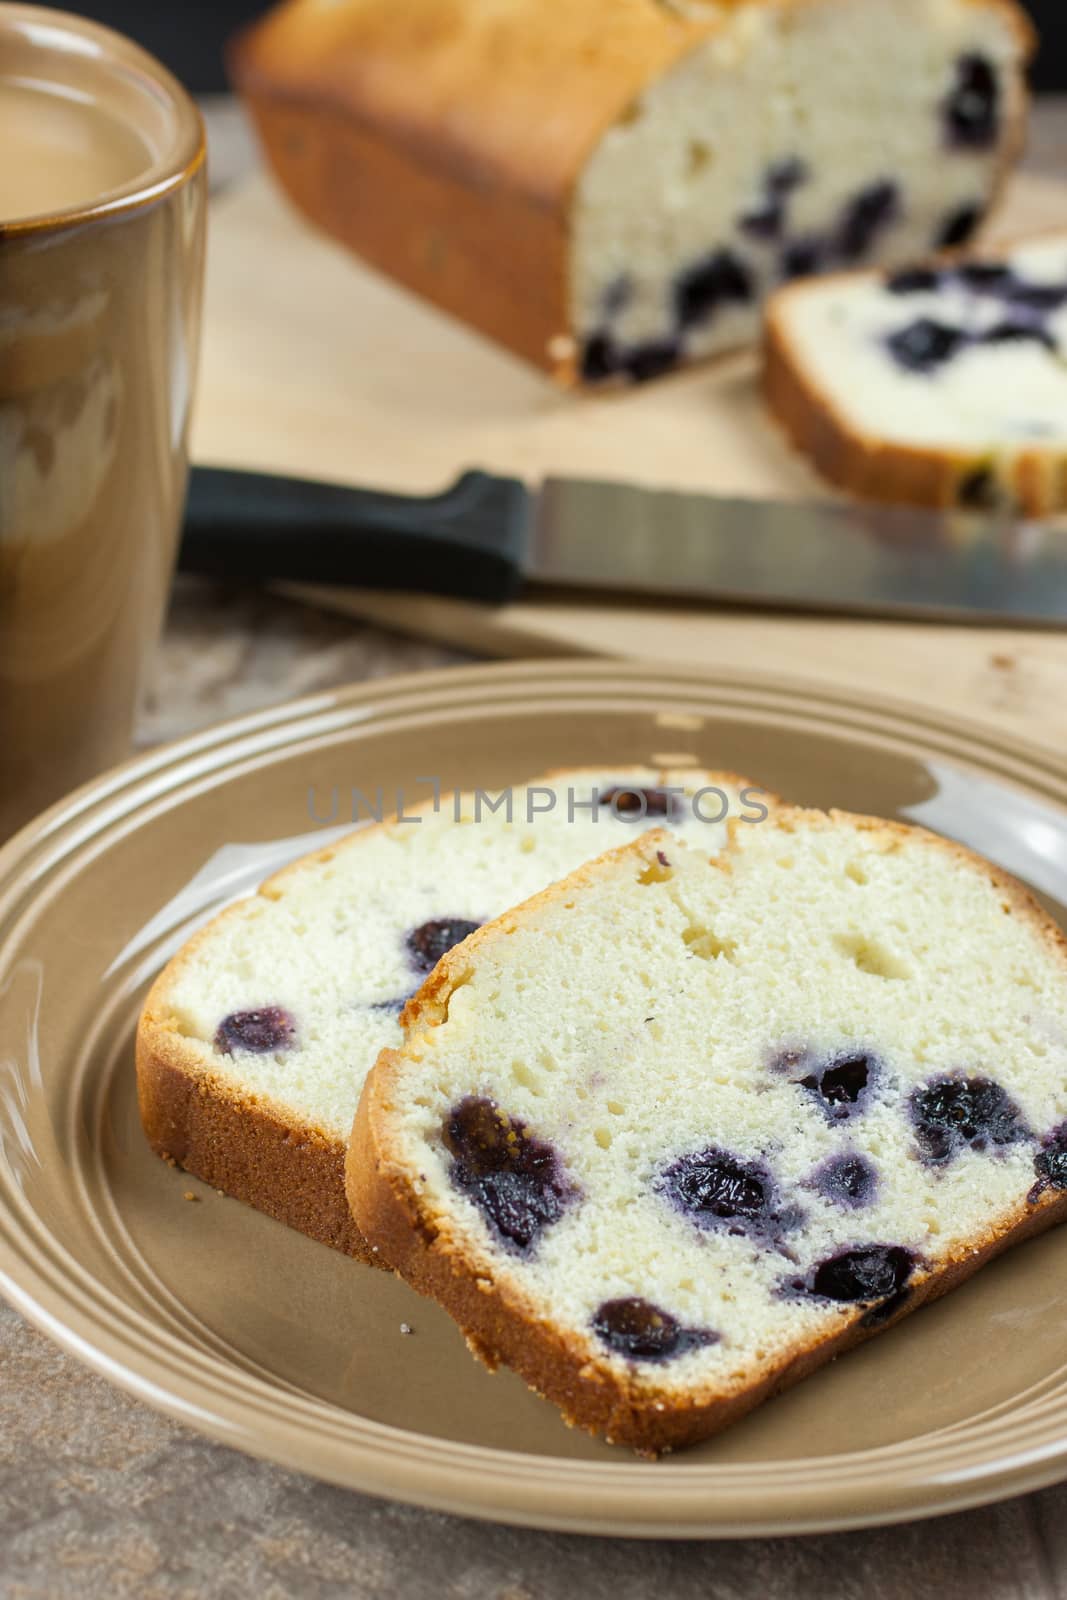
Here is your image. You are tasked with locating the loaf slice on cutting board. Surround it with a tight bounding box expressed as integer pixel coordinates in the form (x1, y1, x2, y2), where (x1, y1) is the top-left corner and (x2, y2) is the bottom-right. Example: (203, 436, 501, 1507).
(765, 229, 1067, 513)
(137, 767, 770, 1260)
(348, 809, 1067, 1453)
(231, 0, 1034, 383)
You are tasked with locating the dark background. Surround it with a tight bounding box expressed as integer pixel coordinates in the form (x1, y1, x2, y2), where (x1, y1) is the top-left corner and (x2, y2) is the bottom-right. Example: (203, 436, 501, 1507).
(33, 0, 1067, 91)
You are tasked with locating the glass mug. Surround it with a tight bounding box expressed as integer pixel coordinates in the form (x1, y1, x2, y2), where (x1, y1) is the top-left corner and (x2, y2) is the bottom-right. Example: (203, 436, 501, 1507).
(0, 4, 206, 840)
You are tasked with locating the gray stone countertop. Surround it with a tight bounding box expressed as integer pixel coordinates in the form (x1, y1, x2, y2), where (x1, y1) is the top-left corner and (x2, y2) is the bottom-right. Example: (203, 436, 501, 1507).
(4, 97, 1067, 1600)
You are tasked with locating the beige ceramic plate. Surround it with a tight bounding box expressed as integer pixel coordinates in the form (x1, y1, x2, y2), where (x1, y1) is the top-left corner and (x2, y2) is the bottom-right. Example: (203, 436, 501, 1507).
(4, 660, 1067, 1536)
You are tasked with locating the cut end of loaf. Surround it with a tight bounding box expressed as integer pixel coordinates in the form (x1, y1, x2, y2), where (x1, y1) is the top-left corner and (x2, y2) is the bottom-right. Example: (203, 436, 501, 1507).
(233, 0, 1031, 381)
(571, 0, 1030, 382)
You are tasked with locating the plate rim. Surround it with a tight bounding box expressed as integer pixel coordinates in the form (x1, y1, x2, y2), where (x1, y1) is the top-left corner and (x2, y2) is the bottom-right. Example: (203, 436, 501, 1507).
(4, 658, 1067, 1536)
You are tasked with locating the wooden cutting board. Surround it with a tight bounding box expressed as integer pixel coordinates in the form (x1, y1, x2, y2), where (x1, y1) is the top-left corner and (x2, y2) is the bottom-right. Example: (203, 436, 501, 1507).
(192, 172, 1067, 745)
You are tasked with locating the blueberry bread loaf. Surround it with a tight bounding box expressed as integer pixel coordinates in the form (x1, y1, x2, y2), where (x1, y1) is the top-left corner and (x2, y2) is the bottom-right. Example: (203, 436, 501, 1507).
(765, 231, 1067, 514)
(348, 809, 1067, 1453)
(137, 768, 768, 1261)
(231, 0, 1033, 384)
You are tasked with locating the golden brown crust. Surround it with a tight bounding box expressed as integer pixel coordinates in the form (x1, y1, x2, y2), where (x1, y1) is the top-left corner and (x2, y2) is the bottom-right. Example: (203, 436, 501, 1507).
(136, 766, 756, 1262)
(234, 90, 570, 374)
(230, 0, 704, 377)
(763, 230, 1067, 519)
(137, 1024, 375, 1258)
(347, 806, 1067, 1453)
(231, 0, 1034, 380)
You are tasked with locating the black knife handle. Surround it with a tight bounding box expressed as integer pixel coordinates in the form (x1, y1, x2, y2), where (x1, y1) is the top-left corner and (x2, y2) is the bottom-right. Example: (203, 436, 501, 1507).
(179, 465, 530, 602)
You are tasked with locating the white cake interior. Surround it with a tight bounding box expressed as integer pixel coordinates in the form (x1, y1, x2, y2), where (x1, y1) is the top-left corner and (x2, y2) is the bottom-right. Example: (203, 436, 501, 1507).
(387, 812, 1067, 1400)
(160, 770, 767, 1139)
(571, 0, 1027, 379)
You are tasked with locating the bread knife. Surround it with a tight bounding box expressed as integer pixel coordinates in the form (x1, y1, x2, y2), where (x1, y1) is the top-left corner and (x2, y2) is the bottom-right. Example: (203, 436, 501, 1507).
(180, 464, 1067, 626)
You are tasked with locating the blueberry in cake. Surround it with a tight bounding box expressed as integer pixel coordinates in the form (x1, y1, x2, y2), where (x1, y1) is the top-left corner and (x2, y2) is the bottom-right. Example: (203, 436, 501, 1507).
(232, 0, 1033, 384)
(137, 767, 768, 1260)
(349, 808, 1067, 1452)
(765, 231, 1067, 514)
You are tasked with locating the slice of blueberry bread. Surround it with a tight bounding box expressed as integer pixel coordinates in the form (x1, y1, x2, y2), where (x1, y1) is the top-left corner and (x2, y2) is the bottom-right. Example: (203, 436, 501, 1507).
(137, 768, 770, 1261)
(233, 0, 1033, 384)
(765, 231, 1067, 513)
(348, 808, 1067, 1453)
